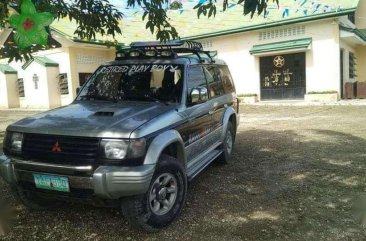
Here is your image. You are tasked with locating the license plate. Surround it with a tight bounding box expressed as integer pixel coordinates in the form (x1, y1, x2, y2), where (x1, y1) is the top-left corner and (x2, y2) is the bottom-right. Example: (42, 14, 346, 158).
(33, 174, 70, 192)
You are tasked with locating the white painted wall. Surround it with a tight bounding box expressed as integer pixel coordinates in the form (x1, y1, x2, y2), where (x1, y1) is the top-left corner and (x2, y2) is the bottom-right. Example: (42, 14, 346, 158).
(38, 48, 73, 106)
(200, 19, 341, 99)
(0, 72, 9, 108)
(68, 46, 115, 100)
(9, 61, 60, 109)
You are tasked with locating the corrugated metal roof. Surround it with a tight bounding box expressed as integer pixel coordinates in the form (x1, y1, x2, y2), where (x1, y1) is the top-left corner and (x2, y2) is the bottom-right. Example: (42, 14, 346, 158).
(50, 0, 360, 44)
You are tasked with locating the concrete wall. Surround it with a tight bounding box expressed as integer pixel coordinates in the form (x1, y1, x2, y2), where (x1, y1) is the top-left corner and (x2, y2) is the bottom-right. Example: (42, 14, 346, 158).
(201, 19, 341, 99)
(0, 73, 19, 108)
(356, 0, 366, 29)
(68, 46, 115, 100)
(0, 72, 8, 108)
(356, 46, 366, 81)
(9, 61, 61, 109)
(42, 48, 73, 106)
(46, 66, 61, 109)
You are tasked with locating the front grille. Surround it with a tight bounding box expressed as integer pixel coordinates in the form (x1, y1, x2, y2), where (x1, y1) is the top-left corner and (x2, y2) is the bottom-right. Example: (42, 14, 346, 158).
(22, 133, 100, 165)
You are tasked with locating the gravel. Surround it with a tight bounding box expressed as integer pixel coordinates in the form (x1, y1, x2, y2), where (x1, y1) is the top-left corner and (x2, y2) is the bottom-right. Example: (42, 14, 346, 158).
(1, 106, 366, 240)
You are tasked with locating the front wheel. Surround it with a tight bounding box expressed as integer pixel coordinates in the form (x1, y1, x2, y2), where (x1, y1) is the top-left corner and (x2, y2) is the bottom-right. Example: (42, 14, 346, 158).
(121, 155, 187, 232)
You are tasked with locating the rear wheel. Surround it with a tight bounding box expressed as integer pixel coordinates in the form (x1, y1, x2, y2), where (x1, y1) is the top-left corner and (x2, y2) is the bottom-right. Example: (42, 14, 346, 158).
(217, 122, 235, 164)
(121, 155, 187, 232)
(11, 186, 62, 210)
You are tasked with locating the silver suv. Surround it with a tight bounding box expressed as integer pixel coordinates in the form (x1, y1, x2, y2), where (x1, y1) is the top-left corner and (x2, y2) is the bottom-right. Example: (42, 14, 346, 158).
(0, 41, 239, 231)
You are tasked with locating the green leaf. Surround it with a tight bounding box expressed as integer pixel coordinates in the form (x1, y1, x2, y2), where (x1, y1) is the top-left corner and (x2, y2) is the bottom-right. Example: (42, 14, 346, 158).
(21, 0, 37, 15)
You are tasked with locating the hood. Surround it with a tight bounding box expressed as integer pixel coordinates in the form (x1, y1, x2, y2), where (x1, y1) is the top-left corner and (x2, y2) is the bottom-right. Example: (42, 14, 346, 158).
(7, 101, 177, 138)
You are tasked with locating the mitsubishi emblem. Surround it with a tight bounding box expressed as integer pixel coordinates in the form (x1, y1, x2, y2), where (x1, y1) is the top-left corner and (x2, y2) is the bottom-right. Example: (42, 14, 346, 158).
(52, 141, 62, 152)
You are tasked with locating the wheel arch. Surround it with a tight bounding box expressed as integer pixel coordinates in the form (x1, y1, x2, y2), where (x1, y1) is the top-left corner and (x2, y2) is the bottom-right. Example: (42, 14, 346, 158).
(143, 130, 186, 167)
(221, 107, 238, 141)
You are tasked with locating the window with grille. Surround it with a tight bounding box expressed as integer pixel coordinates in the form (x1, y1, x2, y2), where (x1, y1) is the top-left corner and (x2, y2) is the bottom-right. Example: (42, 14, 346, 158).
(17, 78, 25, 97)
(58, 73, 69, 95)
(349, 52, 357, 79)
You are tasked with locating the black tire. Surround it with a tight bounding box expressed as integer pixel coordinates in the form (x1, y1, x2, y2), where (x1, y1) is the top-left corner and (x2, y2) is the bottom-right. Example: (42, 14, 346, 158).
(121, 155, 187, 232)
(11, 186, 62, 210)
(217, 122, 235, 164)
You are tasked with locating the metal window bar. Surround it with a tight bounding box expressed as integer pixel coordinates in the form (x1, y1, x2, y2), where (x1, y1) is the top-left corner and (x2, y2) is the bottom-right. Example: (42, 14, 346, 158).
(17, 78, 25, 97)
(58, 73, 69, 95)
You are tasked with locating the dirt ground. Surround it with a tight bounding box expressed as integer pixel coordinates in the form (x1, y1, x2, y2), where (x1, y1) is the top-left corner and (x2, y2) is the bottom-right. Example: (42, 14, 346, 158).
(1, 106, 366, 241)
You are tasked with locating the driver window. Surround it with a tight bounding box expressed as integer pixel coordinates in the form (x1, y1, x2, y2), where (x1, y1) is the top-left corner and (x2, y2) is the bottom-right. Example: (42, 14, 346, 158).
(187, 65, 208, 104)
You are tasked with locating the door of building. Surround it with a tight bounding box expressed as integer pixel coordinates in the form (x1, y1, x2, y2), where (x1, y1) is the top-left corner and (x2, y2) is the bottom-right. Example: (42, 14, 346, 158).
(78, 73, 93, 87)
(260, 52, 306, 100)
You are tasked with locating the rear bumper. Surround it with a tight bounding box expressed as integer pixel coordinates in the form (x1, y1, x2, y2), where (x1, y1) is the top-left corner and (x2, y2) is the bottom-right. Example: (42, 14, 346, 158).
(0, 154, 155, 199)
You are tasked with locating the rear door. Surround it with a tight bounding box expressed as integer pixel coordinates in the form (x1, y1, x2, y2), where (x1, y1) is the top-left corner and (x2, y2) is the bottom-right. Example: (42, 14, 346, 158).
(203, 65, 235, 129)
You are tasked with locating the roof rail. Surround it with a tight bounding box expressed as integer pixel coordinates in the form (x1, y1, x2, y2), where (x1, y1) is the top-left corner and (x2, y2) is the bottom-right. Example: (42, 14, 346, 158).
(116, 40, 215, 63)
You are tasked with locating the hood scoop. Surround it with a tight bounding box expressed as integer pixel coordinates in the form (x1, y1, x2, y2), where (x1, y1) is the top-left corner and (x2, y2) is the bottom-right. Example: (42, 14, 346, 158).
(94, 111, 114, 117)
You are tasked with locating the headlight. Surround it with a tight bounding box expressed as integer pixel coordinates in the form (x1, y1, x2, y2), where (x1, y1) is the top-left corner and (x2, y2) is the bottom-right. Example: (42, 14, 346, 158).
(101, 139, 146, 160)
(5, 132, 23, 153)
(101, 140, 129, 159)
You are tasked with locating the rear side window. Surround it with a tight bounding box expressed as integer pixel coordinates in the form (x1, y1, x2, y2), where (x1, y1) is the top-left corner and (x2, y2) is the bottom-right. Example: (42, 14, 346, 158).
(203, 65, 225, 98)
(217, 65, 235, 94)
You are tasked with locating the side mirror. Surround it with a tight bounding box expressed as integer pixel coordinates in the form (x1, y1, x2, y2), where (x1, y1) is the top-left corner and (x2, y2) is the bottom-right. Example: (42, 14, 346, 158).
(190, 88, 200, 104)
(76, 87, 80, 95)
(190, 87, 208, 105)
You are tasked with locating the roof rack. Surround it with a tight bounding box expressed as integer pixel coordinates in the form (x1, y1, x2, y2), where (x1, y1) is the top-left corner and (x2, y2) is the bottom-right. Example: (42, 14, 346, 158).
(116, 40, 216, 63)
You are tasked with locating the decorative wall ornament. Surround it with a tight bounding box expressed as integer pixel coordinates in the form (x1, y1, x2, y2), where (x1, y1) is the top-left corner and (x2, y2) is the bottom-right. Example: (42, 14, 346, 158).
(273, 56, 285, 68)
(9, 0, 54, 49)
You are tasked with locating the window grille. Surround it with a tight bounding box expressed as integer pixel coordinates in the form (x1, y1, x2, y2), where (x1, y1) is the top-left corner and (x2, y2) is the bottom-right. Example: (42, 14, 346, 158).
(58, 73, 69, 95)
(17, 78, 25, 97)
(349, 52, 357, 79)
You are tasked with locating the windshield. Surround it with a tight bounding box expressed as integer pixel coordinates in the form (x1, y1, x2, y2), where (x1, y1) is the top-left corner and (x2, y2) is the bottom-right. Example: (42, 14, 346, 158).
(77, 64, 183, 103)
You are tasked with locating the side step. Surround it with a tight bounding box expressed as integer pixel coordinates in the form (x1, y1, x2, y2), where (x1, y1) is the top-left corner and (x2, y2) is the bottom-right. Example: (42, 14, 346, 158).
(187, 149, 222, 181)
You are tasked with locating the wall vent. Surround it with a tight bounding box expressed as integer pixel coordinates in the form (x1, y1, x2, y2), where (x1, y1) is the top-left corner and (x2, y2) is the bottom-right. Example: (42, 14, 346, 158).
(259, 26, 306, 41)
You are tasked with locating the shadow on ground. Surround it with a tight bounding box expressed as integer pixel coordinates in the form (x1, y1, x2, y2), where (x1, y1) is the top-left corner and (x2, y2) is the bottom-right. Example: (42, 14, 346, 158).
(1, 126, 366, 241)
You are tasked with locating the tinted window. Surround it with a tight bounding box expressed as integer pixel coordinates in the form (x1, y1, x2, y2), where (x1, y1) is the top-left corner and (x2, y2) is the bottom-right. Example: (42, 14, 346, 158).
(187, 65, 208, 104)
(203, 65, 224, 98)
(187, 65, 207, 90)
(217, 66, 235, 94)
(77, 64, 183, 103)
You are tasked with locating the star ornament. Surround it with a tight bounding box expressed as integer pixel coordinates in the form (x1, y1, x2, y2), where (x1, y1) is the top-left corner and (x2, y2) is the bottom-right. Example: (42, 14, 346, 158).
(9, 0, 54, 49)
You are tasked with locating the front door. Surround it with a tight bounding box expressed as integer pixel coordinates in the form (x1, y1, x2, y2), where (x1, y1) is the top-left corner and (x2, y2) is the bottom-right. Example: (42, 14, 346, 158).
(260, 52, 306, 100)
(178, 65, 213, 163)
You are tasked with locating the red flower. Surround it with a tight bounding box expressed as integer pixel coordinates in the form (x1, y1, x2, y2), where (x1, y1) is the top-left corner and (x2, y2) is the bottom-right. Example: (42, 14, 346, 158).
(22, 18, 34, 31)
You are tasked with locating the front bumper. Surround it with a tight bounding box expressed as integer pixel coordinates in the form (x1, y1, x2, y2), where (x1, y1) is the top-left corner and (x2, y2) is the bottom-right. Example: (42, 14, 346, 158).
(0, 154, 155, 199)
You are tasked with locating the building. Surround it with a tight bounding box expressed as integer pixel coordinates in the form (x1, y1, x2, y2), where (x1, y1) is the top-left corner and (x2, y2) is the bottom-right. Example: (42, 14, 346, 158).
(0, 0, 365, 108)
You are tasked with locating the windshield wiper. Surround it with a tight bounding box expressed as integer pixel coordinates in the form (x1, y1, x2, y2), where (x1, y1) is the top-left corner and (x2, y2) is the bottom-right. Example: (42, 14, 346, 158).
(79, 94, 111, 101)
